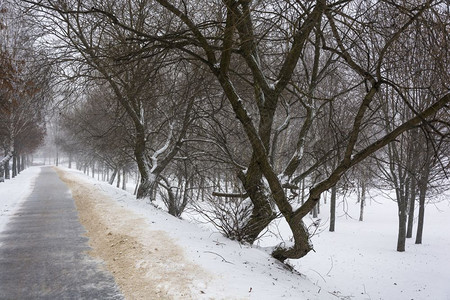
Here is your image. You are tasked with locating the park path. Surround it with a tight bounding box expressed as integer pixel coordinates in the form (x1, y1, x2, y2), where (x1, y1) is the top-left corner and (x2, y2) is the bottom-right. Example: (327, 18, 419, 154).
(0, 166, 123, 299)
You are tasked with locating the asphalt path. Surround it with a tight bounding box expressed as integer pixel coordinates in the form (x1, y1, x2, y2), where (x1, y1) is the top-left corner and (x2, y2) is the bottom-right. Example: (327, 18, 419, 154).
(0, 167, 123, 299)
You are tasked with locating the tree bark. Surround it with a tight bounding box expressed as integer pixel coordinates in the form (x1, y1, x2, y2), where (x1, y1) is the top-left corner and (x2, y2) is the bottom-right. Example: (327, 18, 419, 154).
(406, 176, 417, 238)
(396, 192, 408, 252)
(397, 208, 407, 252)
(12, 154, 17, 178)
(238, 167, 277, 243)
(329, 185, 337, 232)
(122, 169, 126, 190)
(116, 169, 121, 188)
(4, 160, 10, 179)
(109, 168, 117, 185)
(415, 185, 426, 244)
(359, 180, 366, 222)
(415, 161, 430, 244)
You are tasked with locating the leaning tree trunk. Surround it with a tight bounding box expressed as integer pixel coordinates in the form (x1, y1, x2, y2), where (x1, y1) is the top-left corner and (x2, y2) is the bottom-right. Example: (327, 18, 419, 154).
(135, 126, 156, 200)
(238, 168, 277, 243)
(109, 168, 118, 185)
(272, 214, 312, 261)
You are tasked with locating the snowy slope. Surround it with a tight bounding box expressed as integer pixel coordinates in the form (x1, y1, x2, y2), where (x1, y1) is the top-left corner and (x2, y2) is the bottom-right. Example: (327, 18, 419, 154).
(258, 190, 450, 300)
(66, 167, 450, 300)
(1, 166, 449, 299)
(61, 167, 333, 299)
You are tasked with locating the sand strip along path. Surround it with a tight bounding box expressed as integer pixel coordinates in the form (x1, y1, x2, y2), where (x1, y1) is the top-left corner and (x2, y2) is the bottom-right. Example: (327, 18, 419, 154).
(55, 168, 210, 299)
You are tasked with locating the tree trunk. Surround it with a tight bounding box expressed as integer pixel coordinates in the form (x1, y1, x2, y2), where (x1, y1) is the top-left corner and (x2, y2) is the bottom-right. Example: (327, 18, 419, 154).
(122, 169, 126, 190)
(109, 168, 117, 185)
(415, 185, 426, 244)
(397, 199, 407, 252)
(20, 155, 25, 172)
(312, 203, 318, 218)
(134, 172, 140, 196)
(416, 148, 431, 244)
(238, 166, 277, 244)
(317, 197, 320, 215)
(406, 176, 417, 238)
(0, 164, 4, 182)
(116, 169, 121, 188)
(329, 185, 337, 232)
(4, 160, 10, 180)
(16, 155, 21, 174)
(12, 154, 17, 178)
(359, 180, 366, 222)
(272, 215, 312, 261)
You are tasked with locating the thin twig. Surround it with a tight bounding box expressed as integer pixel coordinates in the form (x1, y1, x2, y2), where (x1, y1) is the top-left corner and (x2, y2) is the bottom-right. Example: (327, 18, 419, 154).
(204, 251, 234, 264)
(326, 256, 334, 276)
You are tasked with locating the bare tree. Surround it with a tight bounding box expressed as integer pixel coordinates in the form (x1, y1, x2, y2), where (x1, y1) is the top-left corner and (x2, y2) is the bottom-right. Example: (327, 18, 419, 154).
(21, 0, 450, 261)
(0, 3, 50, 180)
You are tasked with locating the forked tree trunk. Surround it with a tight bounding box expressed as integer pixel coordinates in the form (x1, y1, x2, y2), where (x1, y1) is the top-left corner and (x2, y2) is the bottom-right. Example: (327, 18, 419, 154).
(135, 127, 158, 201)
(239, 177, 277, 243)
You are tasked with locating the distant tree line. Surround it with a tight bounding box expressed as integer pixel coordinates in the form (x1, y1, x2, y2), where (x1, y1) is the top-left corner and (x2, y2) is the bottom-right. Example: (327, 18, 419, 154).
(0, 4, 51, 181)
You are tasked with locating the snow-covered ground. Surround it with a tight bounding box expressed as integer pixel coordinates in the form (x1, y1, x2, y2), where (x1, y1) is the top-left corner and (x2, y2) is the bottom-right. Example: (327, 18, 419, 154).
(1, 166, 450, 299)
(258, 190, 450, 300)
(0, 167, 41, 234)
(58, 167, 331, 299)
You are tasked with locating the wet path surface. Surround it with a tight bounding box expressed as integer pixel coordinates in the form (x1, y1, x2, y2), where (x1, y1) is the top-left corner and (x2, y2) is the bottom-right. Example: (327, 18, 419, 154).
(0, 167, 123, 299)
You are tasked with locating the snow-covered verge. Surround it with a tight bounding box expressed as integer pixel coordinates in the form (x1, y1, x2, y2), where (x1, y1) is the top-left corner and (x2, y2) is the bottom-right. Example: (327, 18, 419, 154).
(258, 190, 450, 300)
(59, 167, 450, 300)
(56, 167, 334, 300)
(0, 167, 41, 234)
(3, 166, 449, 299)
(62, 166, 450, 300)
